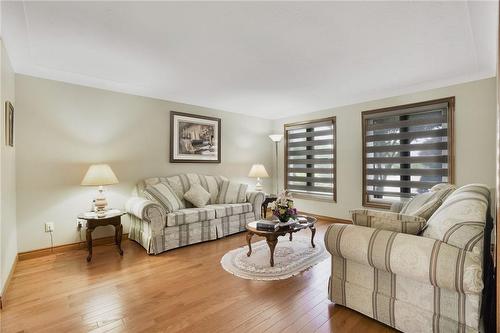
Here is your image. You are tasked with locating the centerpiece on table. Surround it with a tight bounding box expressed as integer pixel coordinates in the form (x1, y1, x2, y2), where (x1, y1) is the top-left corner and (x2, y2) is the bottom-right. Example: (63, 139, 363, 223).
(269, 190, 297, 226)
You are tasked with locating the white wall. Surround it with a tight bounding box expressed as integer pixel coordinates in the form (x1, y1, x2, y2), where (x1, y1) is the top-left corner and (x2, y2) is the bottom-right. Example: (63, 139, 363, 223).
(0, 39, 17, 293)
(15, 75, 274, 252)
(273, 78, 497, 220)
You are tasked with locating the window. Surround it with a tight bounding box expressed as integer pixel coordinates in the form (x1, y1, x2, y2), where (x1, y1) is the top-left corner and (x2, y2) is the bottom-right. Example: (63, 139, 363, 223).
(284, 117, 336, 201)
(362, 97, 454, 208)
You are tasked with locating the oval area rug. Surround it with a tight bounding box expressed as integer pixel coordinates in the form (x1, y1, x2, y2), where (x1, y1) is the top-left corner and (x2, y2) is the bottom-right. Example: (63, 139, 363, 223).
(220, 235, 328, 280)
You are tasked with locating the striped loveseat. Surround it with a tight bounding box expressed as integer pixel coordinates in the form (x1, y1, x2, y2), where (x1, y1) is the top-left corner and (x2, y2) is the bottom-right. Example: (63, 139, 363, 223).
(125, 174, 264, 254)
(324, 184, 493, 333)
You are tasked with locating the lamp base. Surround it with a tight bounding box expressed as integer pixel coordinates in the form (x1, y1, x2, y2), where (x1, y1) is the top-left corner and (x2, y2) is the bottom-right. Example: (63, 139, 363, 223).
(94, 198, 108, 218)
(93, 186, 108, 216)
(255, 178, 263, 192)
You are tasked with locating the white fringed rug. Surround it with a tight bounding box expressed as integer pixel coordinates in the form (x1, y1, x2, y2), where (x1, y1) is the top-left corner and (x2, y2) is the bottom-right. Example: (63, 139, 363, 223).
(220, 235, 328, 281)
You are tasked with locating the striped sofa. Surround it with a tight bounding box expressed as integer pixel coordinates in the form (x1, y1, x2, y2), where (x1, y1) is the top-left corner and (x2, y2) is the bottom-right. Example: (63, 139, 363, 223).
(125, 174, 265, 254)
(324, 184, 492, 333)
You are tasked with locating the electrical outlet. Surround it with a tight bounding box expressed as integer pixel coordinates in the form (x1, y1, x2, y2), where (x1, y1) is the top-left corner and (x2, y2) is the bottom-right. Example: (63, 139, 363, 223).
(76, 219, 84, 230)
(45, 222, 54, 233)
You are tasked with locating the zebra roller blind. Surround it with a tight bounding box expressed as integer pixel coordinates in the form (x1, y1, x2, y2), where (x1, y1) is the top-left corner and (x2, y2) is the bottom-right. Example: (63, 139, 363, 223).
(362, 97, 454, 208)
(285, 117, 336, 201)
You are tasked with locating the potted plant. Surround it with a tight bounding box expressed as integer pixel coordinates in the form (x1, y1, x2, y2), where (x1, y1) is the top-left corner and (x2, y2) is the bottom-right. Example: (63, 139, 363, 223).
(269, 190, 297, 224)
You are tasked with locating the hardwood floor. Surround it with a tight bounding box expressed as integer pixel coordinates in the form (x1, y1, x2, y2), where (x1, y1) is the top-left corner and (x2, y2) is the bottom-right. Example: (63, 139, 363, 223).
(0, 220, 396, 333)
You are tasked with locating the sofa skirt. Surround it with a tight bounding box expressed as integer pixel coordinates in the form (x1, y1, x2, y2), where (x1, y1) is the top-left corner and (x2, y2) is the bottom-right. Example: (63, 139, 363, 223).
(129, 212, 256, 254)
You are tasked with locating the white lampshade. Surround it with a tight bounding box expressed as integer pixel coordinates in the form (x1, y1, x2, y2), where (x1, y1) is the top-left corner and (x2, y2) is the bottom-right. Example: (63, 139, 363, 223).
(268, 134, 283, 142)
(248, 164, 269, 178)
(81, 164, 119, 186)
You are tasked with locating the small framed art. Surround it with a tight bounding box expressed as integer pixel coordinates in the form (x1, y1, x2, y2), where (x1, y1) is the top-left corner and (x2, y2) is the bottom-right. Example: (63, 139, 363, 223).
(5, 101, 14, 147)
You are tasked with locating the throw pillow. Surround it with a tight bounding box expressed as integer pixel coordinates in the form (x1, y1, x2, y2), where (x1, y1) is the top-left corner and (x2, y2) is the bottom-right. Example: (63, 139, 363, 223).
(408, 198, 444, 221)
(185, 174, 228, 204)
(430, 183, 455, 193)
(400, 191, 434, 215)
(183, 184, 211, 208)
(422, 184, 490, 250)
(351, 209, 427, 235)
(217, 180, 248, 204)
(400, 191, 441, 220)
(400, 184, 455, 220)
(143, 182, 185, 212)
(389, 201, 406, 213)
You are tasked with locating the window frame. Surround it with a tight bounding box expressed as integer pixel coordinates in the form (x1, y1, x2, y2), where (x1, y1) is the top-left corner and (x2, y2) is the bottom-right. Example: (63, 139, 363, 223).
(361, 97, 455, 209)
(284, 116, 337, 202)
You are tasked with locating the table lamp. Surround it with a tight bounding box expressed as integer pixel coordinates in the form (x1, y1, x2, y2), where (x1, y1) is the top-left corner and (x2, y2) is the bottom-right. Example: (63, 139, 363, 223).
(81, 164, 119, 216)
(248, 164, 269, 192)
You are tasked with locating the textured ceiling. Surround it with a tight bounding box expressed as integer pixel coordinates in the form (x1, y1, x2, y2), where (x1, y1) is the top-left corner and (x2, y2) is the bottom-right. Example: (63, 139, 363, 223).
(2, 1, 497, 119)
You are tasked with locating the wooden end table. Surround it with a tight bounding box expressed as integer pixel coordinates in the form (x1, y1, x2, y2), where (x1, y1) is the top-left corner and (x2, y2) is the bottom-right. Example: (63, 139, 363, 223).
(261, 195, 277, 218)
(245, 216, 317, 267)
(77, 209, 125, 262)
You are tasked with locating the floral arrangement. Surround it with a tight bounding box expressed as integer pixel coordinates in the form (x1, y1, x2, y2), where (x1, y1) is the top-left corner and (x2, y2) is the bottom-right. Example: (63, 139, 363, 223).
(269, 190, 297, 223)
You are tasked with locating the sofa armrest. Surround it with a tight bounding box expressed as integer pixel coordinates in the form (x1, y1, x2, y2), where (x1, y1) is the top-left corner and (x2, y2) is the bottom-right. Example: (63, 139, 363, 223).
(246, 191, 265, 219)
(324, 224, 483, 294)
(125, 197, 166, 234)
(351, 209, 426, 235)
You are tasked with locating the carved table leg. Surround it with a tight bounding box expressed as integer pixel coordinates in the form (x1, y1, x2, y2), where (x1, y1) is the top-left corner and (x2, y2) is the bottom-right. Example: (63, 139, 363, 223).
(246, 232, 254, 257)
(289, 232, 293, 241)
(310, 225, 316, 248)
(115, 223, 124, 256)
(86, 227, 93, 262)
(266, 235, 278, 267)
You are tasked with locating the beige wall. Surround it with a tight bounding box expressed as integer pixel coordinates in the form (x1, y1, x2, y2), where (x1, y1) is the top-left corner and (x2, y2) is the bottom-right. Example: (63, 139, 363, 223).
(273, 77, 497, 220)
(15, 75, 274, 252)
(14, 75, 498, 252)
(0, 40, 17, 292)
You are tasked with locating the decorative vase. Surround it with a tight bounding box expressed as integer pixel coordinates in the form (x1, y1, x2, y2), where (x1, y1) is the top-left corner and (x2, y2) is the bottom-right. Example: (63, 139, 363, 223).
(278, 216, 290, 223)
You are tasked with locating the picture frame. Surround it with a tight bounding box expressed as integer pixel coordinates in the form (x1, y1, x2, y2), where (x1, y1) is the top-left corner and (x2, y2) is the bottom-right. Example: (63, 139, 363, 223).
(5, 101, 14, 147)
(170, 111, 221, 163)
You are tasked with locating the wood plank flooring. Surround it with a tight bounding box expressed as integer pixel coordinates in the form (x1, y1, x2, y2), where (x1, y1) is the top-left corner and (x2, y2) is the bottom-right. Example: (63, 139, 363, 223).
(0, 220, 396, 333)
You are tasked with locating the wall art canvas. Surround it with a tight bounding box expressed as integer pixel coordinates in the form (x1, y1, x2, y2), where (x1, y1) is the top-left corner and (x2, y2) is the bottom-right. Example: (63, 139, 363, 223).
(170, 111, 221, 163)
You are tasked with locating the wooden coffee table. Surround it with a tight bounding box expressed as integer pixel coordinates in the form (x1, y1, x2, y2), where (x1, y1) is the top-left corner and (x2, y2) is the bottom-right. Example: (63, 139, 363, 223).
(245, 216, 317, 267)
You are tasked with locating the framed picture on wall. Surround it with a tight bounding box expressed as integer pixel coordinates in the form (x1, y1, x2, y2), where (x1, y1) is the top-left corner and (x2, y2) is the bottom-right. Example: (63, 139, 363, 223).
(5, 101, 14, 147)
(170, 111, 221, 163)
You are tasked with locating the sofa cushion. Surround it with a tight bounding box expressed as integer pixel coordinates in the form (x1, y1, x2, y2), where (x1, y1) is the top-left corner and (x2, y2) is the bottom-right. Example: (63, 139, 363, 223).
(400, 184, 455, 220)
(166, 207, 216, 226)
(429, 183, 455, 193)
(164, 174, 191, 202)
(207, 203, 253, 218)
(422, 184, 489, 251)
(143, 182, 185, 213)
(389, 201, 406, 213)
(138, 174, 228, 207)
(217, 180, 248, 204)
(186, 174, 227, 204)
(138, 175, 190, 201)
(400, 192, 443, 220)
(184, 184, 211, 208)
